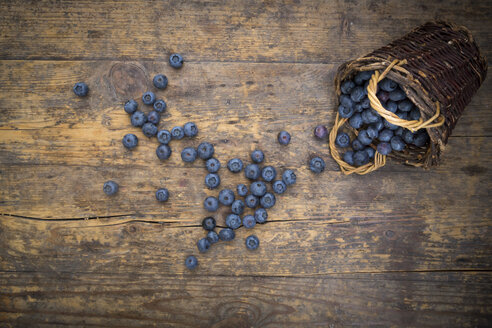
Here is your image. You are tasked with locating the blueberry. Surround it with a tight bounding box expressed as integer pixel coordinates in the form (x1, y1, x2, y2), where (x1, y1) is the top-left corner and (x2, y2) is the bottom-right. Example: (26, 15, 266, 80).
(361, 109, 379, 124)
(142, 91, 156, 105)
(314, 125, 328, 139)
(379, 78, 398, 92)
(354, 103, 363, 113)
(349, 113, 363, 129)
(390, 136, 406, 152)
(157, 129, 172, 144)
(156, 144, 172, 160)
(73, 82, 89, 97)
(251, 150, 264, 163)
(361, 97, 370, 109)
(185, 255, 198, 270)
(202, 217, 216, 231)
(244, 164, 261, 180)
(402, 129, 415, 144)
(261, 166, 277, 182)
(377, 91, 390, 103)
(153, 99, 167, 113)
(383, 119, 399, 130)
(379, 129, 394, 142)
(358, 130, 373, 146)
(363, 81, 369, 96)
(237, 184, 248, 197)
(131, 111, 147, 127)
(272, 180, 286, 194)
(226, 214, 241, 230)
(396, 111, 409, 120)
(340, 80, 356, 94)
(340, 95, 354, 108)
(309, 156, 325, 174)
(336, 132, 350, 148)
(343, 151, 355, 165)
(385, 100, 398, 113)
(103, 180, 118, 195)
(389, 89, 406, 102)
(227, 158, 243, 173)
(278, 131, 291, 145)
(250, 181, 267, 197)
(245, 194, 259, 208)
(371, 118, 384, 131)
(377, 142, 392, 155)
(395, 127, 404, 137)
(338, 104, 354, 119)
(181, 147, 197, 162)
(260, 192, 276, 209)
(197, 238, 211, 253)
(254, 208, 268, 224)
(365, 147, 375, 159)
(282, 169, 296, 186)
(171, 126, 185, 140)
(122, 133, 138, 149)
(124, 99, 138, 114)
(409, 108, 421, 121)
(142, 123, 158, 137)
(352, 139, 364, 151)
(219, 189, 235, 206)
(153, 74, 168, 89)
(353, 150, 370, 166)
(184, 122, 198, 138)
(245, 235, 259, 250)
(219, 228, 235, 241)
(354, 70, 374, 85)
(231, 199, 245, 215)
(206, 158, 221, 173)
(398, 99, 413, 112)
(350, 86, 365, 103)
(413, 130, 429, 147)
(169, 53, 184, 68)
(243, 215, 256, 229)
(204, 196, 219, 212)
(147, 110, 160, 125)
(207, 231, 219, 244)
(197, 142, 214, 160)
(155, 188, 169, 202)
(366, 125, 379, 139)
(205, 173, 220, 189)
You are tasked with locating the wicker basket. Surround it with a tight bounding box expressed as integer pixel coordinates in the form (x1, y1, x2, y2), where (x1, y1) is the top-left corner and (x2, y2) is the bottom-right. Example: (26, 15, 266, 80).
(329, 21, 487, 174)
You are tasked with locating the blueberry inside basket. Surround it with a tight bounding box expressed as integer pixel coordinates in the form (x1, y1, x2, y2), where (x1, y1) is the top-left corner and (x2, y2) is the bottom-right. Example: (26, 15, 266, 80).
(329, 21, 487, 175)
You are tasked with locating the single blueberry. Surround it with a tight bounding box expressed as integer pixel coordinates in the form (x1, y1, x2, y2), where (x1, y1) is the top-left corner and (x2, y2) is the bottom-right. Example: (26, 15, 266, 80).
(204, 196, 219, 212)
(142, 123, 158, 137)
(207, 231, 219, 244)
(278, 131, 291, 145)
(336, 132, 350, 148)
(243, 215, 256, 229)
(377, 91, 390, 104)
(197, 142, 214, 160)
(206, 158, 221, 173)
(171, 126, 185, 140)
(353, 150, 370, 166)
(245, 194, 259, 208)
(185, 255, 198, 270)
(398, 99, 413, 112)
(350, 86, 365, 103)
(395, 127, 404, 137)
(385, 100, 398, 113)
(365, 147, 375, 159)
(349, 113, 363, 129)
(156, 144, 172, 160)
(226, 214, 242, 230)
(366, 125, 379, 140)
(354, 102, 363, 113)
(314, 125, 328, 139)
(205, 173, 220, 189)
(131, 111, 147, 127)
(309, 157, 325, 174)
(142, 91, 156, 105)
(219, 228, 235, 241)
(379, 78, 398, 92)
(413, 130, 429, 147)
(383, 118, 399, 130)
(197, 238, 211, 253)
(155, 188, 169, 202)
(343, 151, 355, 165)
(244, 164, 261, 180)
(124, 99, 138, 114)
(340, 94, 354, 109)
(202, 217, 216, 231)
(402, 129, 415, 144)
(361, 109, 379, 124)
(73, 82, 89, 97)
(361, 97, 370, 109)
(272, 180, 286, 194)
(358, 130, 373, 146)
(147, 110, 160, 125)
(181, 147, 197, 162)
(340, 80, 356, 94)
(354, 70, 374, 85)
(157, 129, 172, 144)
(103, 180, 118, 195)
(245, 235, 259, 250)
(338, 104, 354, 119)
(219, 189, 235, 206)
(254, 208, 268, 224)
(352, 139, 364, 151)
(184, 122, 198, 138)
(237, 184, 248, 197)
(227, 158, 244, 173)
(282, 169, 296, 186)
(391, 136, 406, 152)
(153, 99, 167, 113)
(231, 199, 245, 215)
(122, 133, 138, 149)
(260, 192, 276, 209)
(251, 150, 265, 163)
(261, 166, 277, 182)
(409, 108, 421, 121)
(169, 53, 184, 68)
(371, 117, 384, 131)
(389, 89, 406, 102)
(377, 142, 392, 155)
(250, 181, 267, 197)
(379, 129, 394, 142)
(153, 74, 168, 89)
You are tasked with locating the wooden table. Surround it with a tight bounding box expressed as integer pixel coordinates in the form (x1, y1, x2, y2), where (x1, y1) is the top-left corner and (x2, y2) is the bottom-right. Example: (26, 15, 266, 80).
(0, 1, 491, 327)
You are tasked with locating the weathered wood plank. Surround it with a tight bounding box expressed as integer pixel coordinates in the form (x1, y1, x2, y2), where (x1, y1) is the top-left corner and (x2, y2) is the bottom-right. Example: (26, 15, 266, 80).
(0, 271, 491, 327)
(0, 0, 490, 62)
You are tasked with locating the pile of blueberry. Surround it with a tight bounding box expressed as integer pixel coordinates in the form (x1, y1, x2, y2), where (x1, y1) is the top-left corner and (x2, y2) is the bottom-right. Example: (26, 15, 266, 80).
(335, 71, 430, 167)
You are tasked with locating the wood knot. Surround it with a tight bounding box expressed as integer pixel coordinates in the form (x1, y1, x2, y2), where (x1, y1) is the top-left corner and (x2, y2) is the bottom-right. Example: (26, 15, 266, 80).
(109, 63, 149, 100)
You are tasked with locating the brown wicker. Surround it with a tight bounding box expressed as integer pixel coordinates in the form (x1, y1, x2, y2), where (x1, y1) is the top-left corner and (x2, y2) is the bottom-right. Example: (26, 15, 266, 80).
(329, 21, 487, 174)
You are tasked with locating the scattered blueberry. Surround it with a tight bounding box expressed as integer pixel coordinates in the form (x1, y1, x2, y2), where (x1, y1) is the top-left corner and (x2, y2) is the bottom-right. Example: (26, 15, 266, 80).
(343, 151, 355, 165)
(309, 157, 325, 174)
(103, 180, 118, 196)
(184, 122, 198, 138)
(389, 89, 406, 102)
(282, 170, 296, 186)
(244, 164, 261, 180)
(142, 122, 158, 137)
(171, 126, 185, 140)
(243, 215, 256, 229)
(278, 131, 291, 145)
(226, 214, 242, 230)
(197, 142, 214, 160)
(353, 150, 370, 166)
(219, 228, 235, 241)
(231, 199, 245, 215)
(205, 173, 220, 189)
(147, 110, 160, 125)
(206, 158, 221, 173)
(227, 158, 244, 173)
(341, 80, 355, 94)
(155, 188, 169, 202)
(380, 78, 398, 92)
(131, 111, 147, 127)
(349, 113, 363, 129)
(254, 208, 268, 224)
(245, 194, 259, 208)
(153, 74, 168, 89)
(314, 125, 328, 139)
(181, 147, 197, 162)
(202, 217, 216, 231)
(185, 255, 198, 270)
(169, 53, 184, 68)
(157, 129, 172, 144)
(156, 144, 172, 160)
(219, 189, 235, 206)
(272, 180, 286, 194)
(377, 142, 392, 155)
(237, 184, 248, 197)
(261, 166, 277, 182)
(207, 231, 219, 244)
(197, 238, 211, 253)
(142, 91, 156, 105)
(260, 192, 276, 209)
(379, 129, 394, 142)
(391, 136, 406, 151)
(245, 235, 259, 250)
(204, 196, 219, 212)
(73, 82, 89, 97)
(250, 181, 267, 197)
(336, 132, 350, 148)
(124, 99, 138, 114)
(251, 150, 265, 163)
(122, 133, 138, 149)
(153, 99, 167, 113)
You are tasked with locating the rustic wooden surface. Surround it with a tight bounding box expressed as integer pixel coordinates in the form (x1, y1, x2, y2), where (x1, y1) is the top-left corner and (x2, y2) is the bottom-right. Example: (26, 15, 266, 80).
(0, 0, 491, 327)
